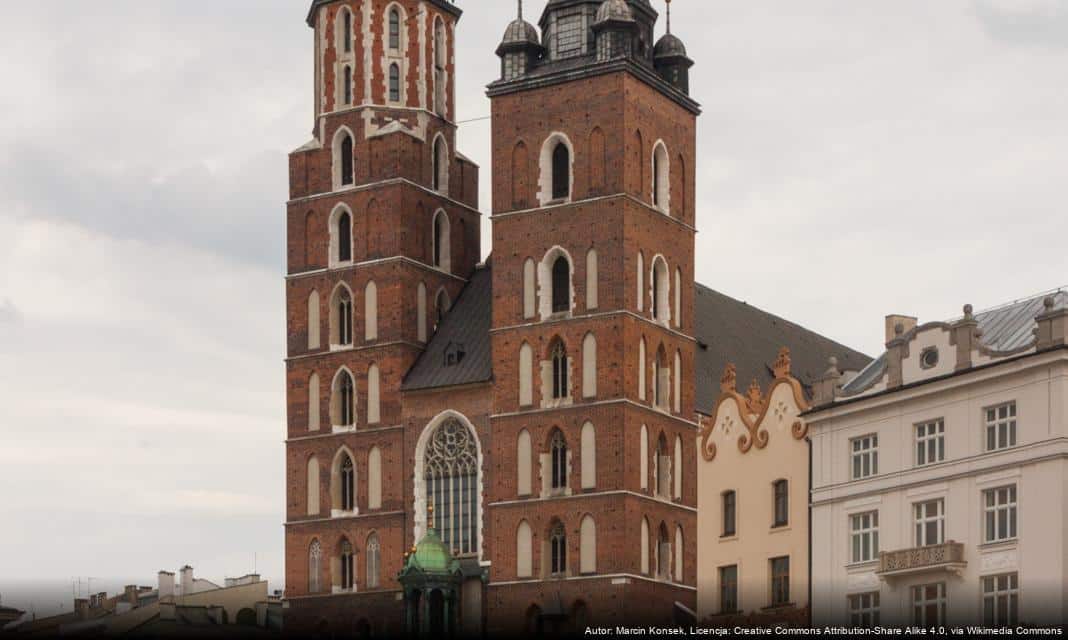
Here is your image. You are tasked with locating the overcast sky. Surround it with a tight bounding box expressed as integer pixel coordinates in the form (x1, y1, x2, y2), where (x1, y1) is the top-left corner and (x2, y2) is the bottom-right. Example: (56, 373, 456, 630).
(0, 0, 1065, 610)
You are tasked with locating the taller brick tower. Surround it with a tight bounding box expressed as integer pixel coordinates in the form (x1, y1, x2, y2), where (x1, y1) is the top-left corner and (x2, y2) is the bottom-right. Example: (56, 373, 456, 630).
(484, 0, 700, 631)
(283, 0, 478, 634)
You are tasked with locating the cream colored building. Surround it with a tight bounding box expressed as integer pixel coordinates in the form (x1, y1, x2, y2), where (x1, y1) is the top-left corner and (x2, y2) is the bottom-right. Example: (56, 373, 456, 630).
(808, 290, 1067, 627)
(696, 348, 812, 622)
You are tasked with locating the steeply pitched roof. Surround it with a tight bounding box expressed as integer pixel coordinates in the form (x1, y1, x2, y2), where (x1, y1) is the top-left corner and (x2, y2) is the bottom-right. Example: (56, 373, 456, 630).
(400, 268, 871, 411)
(401, 265, 493, 392)
(693, 285, 871, 415)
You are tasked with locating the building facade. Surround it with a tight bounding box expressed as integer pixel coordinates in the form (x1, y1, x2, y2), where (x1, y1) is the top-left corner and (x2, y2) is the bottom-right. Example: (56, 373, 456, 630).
(696, 349, 811, 624)
(807, 290, 1068, 626)
(281, 0, 869, 635)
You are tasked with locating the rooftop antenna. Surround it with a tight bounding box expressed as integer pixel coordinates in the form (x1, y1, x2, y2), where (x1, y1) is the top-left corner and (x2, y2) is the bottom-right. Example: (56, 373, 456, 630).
(518, 0, 523, 21)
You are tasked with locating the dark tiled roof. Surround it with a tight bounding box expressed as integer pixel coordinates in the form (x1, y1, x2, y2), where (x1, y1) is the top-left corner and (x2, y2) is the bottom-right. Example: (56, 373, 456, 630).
(401, 265, 493, 391)
(693, 284, 872, 415)
(400, 268, 870, 407)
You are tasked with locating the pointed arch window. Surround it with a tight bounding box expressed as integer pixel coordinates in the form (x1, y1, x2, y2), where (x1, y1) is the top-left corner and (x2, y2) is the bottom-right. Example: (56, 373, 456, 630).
(550, 521, 567, 576)
(552, 142, 570, 200)
(338, 211, 352, 261)
(432, 210, 450, 271)
(340, 453, 355, 511)
(551, 341, 568, 400)
(339, 133, 354, 187)
(550, 429, 568, 490)
(308, 540, 322, 593)
(366, 534, 380, 588)
(434, 288, 451, 332)
(389, 63, 400, 102)
(343, 66, 352, 105)
(551, 257, 570, 313)
(389, 8, 401, 50)
(334, 370, 355, 427)
(334, 287, 353, 346)
(339, 540, 354, 591)
(433, 19, 446, 115)
(655, 433, 670, 498)
(657, 524, 671, 581)
(342, 10, 352, 53)
(424, 418, 479, 556)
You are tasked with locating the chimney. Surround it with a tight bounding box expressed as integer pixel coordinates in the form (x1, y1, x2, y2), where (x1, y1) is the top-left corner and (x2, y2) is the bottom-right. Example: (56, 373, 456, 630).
(75, 598, 90, 620)
(885, 314, 918, 344)
(124, 585, 139, 607)
(179, 566, 194, 596)
(1036, 296, 1067, 351)
(158, 571, 175, 600)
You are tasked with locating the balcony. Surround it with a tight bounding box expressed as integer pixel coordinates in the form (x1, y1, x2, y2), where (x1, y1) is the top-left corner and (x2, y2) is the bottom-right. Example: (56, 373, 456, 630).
(876, 542, 966, 579)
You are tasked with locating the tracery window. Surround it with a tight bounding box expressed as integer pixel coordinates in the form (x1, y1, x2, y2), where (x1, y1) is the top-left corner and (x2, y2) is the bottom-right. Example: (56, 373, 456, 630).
(550, 429, 568, 490)
(336, 288, 353, 345)
(366, 534, 380, 588)
(308, 540, 322, 593)
(551, 341, 568, 399)
(389, 8, 401, 50)
(340, 540, 354, 591)
(339, 454, 355, 511)
(389, 63, 400, 102)
(337, 371, 355, 427)
(550, 521, 567, 575)
(425, 419, 479, 556)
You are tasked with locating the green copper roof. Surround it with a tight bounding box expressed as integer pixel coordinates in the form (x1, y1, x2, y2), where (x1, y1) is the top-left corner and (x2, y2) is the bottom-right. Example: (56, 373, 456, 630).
(404, 526, 459, 575)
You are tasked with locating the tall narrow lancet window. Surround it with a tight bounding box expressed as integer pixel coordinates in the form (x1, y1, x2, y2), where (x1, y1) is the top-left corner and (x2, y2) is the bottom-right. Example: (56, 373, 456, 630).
(339, 540, 354, 590)
(551, 142, 570, 200)
(389, 63, 400, 102)
(550, 429, 568, 490)
(335, 370, 355, 427)
(424, 418, 479, 556)
(432, 210, 450, 271)
(434, 19, 446, 115)
(550, 521, 567, 576)
(308, 540, 322, 593)
(433, 136, 448, 193)
(389, 8, 401, 51)
(338, 211, 352, 261)
(342, 10, 352, 53)
(336, 288, 353, 346)
(551, 257, 570, 313)
(653, 142, 669, 212)
(340, 134, 354, 187)
(551, 341, 568, 400)
(340, 453, 355, 511)
(366, 534, 380, 588)
(343, 66, 353, 105)
(657, 524, 671, 581)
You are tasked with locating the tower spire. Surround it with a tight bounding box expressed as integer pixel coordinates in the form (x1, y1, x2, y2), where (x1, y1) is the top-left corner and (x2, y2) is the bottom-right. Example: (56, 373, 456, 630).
(518, 0, 523, 21)
(666, 0, 672, 34)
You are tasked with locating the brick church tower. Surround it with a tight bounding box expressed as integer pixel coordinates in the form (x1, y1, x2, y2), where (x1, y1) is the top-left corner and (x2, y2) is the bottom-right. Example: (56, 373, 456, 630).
(283, 0, 479, 634)
(484, 0, 700, 630)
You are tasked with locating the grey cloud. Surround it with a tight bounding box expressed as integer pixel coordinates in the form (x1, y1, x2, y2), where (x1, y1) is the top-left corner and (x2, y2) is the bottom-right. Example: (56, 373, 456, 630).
(973, 0, 1068, 46)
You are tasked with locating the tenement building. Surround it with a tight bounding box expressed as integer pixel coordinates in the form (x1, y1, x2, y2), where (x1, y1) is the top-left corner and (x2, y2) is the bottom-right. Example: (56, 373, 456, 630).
(282, 0, 866, 635)
(807, 289, 1068, 627)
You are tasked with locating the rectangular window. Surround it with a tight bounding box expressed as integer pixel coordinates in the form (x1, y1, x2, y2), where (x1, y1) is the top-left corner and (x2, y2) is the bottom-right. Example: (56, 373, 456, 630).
(849, 592, 880, 627)
(722, 491, 736, 537)
(851, 434, 878, 480)
(983, 486, 1018, 543)
(912, 582, 946, 626)
(983, 573, 1019, 626)
(916, 419, 945, 466)
(850, 511, 880, 564)
(773, 480, 788, 527)
(985, 402, 1017, 452)
(719, 565, 738, 614)
(914, 499, 945, 547)
(770, 556, 790, 606)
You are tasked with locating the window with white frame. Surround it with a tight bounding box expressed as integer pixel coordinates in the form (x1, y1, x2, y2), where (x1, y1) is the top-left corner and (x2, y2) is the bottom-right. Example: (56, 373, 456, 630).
(851, 434, 878, 480)
(983, 486, 1017, 543)
(985, 402, 1017, 452)
(848, 592, 880, 627)
(912, 583, 946, 626)
(850, 511, 879, 564)
(916, 419, 945, 466)
(914, 499, 945, 547)
(982, 573, 1018, 626)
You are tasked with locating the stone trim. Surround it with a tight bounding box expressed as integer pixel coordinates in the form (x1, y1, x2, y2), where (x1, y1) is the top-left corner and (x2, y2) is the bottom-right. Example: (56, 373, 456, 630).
(492, 398, 700, 429)
(286, 255, 471, 283)
(492, 192, 697, 233)
(287, 176, 479, 216)
(489, 489, 696, 513)
(490, 309, 697, 344)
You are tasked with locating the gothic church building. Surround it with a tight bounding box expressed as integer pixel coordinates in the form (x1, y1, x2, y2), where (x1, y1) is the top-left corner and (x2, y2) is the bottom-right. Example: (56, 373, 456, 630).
(283, 0, 869, 635)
